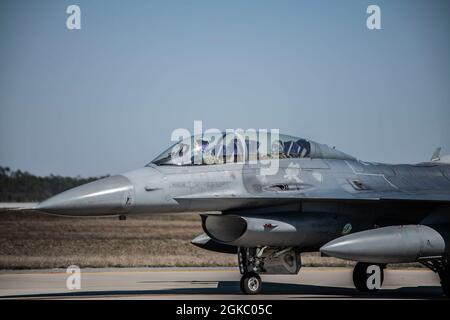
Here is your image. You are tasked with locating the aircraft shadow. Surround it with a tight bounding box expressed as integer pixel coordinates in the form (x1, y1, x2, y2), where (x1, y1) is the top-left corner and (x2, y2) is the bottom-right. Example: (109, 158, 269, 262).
(0, 281, 445, 300)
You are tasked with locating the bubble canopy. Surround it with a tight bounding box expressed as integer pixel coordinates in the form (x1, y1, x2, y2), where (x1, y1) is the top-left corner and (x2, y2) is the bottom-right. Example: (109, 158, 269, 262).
(149, 132, 354, 166)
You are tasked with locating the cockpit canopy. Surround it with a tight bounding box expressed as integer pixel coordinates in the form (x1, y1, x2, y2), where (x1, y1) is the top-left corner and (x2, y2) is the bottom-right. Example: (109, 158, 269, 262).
(150, 132, 354, 166)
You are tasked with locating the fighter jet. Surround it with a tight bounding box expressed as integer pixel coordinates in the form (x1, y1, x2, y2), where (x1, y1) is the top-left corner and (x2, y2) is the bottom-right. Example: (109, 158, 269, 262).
(35, 131, 450, 296)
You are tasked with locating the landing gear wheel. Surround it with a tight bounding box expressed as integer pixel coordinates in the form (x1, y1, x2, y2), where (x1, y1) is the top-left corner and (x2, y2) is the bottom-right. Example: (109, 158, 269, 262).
(439, 270, 450, 297)
(353, 262, 384, 292)
(240, 272, 262, 295)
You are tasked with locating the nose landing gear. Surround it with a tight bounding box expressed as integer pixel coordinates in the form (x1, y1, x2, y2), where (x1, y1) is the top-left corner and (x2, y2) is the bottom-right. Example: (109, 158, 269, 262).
(240, 272, 262, 294)
(238, 248, 263, 295)
(237, 247, 301, 294)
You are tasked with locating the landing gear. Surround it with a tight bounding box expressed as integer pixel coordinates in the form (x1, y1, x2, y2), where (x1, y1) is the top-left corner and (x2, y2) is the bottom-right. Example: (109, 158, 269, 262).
(238, 248, 262, 295)
(421, 259, 450, 298)
(240, 272, 262, 294)
(353, 262, 385, 292)
(237, 247, 301, 294)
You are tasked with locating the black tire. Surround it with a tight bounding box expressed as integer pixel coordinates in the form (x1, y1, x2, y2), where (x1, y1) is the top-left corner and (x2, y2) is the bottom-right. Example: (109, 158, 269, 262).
(353, 262, 384, 292)
(439, 270, 450, 298)
(240, 272, 262, 294)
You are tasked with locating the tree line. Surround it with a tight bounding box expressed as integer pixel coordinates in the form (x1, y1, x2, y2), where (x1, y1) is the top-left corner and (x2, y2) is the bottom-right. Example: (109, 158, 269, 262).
(0, 166, 107, 202)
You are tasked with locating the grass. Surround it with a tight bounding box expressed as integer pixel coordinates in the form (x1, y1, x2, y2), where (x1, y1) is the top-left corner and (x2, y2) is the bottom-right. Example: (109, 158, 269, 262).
(0, 210, 422, 269)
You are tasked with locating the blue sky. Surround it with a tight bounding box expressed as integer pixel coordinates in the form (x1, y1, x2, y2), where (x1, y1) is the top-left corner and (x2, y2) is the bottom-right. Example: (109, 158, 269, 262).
(1, 0, 449, 176)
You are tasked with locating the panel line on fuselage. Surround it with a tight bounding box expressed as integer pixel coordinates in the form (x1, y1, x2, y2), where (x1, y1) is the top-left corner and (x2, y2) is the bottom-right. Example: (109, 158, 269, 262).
(344, 160, 399, 190)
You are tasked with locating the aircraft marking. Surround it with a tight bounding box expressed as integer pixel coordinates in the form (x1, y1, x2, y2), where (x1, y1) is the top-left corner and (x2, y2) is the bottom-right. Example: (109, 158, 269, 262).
(344, 161, 399, 190)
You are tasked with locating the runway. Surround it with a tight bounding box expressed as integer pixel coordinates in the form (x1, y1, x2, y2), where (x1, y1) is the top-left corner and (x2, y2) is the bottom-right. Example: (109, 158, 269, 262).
(0, 267, 446, 300)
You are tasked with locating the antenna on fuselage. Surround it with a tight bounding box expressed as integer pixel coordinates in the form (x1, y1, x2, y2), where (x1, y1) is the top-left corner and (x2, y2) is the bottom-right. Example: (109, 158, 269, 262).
(431, 147, 441, 162)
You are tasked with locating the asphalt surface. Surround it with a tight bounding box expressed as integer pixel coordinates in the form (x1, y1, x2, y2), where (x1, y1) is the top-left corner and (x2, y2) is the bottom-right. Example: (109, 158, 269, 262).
(0, 267, 446, 300)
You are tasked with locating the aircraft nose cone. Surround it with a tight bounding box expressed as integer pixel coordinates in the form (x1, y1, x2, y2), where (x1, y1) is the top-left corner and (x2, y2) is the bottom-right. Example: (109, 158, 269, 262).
(36, 175, 134, 216)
